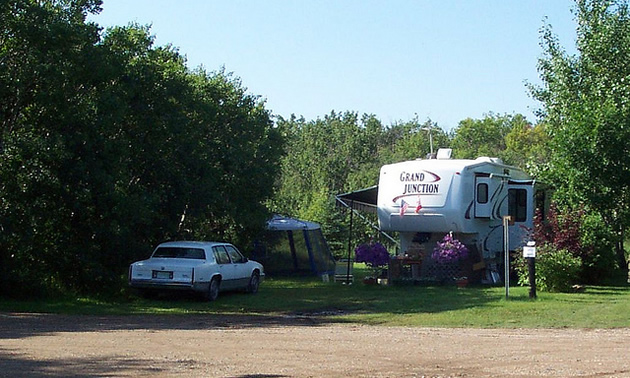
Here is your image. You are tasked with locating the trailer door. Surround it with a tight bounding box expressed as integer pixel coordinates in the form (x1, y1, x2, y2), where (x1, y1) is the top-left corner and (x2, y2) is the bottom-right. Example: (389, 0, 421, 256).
(508, 180, 535, 250)
(475, 173, 502, 219)
(475, 175, 496, 218)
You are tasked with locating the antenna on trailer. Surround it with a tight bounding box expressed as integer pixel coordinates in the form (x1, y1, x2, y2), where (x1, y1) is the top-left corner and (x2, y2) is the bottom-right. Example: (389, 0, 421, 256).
(421, 126, 434, 155)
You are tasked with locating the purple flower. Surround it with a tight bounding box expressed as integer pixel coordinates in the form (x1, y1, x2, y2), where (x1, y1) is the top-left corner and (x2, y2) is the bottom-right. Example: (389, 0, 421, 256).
(355, 242, 390, 268)
(431, 232, 468, 264)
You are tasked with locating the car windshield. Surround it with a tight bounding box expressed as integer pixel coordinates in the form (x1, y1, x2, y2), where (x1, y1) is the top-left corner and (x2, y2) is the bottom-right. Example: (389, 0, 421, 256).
(152, 247, 205, 259)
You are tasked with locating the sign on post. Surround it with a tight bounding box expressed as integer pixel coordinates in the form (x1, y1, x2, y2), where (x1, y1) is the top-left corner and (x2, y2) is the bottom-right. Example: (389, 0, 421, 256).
(524, 241, 537, 299)
(523, 241, 536, 258)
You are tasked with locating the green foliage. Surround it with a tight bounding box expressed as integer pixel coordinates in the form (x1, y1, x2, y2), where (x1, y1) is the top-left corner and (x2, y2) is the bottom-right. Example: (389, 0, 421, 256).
(503, 122, 550, 173)
(533, 202, 618, 284)
(0, 1, 281, 297)
(450, 113, 514, 160)
(270, 112, 386, 255)
(579, 211, 619, 282)
(517, 244, 582, 292)
(384, 119, 450, 162)
(531, 0, 630, 271)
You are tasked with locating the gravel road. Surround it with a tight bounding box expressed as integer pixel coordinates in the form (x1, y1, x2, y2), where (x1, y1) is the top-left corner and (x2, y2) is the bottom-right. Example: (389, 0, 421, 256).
(1, 312, 629, 377)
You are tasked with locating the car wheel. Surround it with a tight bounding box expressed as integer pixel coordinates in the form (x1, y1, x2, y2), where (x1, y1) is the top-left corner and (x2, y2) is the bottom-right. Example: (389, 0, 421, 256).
(206, 277, 220, 301)
(247, 272, 260, 294)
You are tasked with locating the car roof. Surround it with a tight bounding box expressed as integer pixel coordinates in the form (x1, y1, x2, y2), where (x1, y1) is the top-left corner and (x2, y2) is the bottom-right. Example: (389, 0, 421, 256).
(155, 241, 230, 249)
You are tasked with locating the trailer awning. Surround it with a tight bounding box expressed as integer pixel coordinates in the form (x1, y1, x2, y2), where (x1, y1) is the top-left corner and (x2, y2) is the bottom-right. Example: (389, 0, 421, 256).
(336, 185, 398, 247)
(335, 185, 378, 213)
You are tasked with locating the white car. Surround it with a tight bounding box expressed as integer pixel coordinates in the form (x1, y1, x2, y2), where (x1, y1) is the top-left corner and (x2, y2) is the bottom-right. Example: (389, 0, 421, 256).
(129, 241, 264, 301)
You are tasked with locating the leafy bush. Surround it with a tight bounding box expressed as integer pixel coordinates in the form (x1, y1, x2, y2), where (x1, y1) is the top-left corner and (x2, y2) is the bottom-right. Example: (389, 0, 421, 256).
(579, 212, 618, 283)
(516, 244, 582, 292)
(532, 204, 618, 284)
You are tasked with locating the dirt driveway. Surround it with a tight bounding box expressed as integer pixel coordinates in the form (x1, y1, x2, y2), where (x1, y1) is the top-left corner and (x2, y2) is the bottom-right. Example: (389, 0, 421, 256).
(1, 312, 629, 377)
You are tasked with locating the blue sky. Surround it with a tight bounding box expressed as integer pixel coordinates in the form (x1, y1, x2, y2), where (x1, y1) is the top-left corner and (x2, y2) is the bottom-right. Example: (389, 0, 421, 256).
(89, 1, 578, 130)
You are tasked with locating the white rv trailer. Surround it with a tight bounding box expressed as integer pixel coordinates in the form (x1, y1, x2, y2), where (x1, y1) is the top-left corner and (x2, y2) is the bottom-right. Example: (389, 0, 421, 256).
(377, 149, 535, 282)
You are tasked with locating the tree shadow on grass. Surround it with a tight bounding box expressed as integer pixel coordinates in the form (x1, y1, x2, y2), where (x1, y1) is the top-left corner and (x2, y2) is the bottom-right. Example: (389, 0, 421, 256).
(0, 282, 503, 338)
(0, 284, 498, 342)
(267, 283, 499, 315)
(579, 285, 630, 295)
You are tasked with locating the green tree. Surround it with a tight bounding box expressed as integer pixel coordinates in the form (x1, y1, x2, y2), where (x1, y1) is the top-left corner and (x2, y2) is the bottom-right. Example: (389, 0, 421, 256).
(271, 112, 389, 255)
(383, 119, 449, 163)
(530, 0, 630, 271)
(0, 0, 108, 295)
(503, 121, 550, 173)
(0, 1, 282, 296)
(450, 113, 525, 160)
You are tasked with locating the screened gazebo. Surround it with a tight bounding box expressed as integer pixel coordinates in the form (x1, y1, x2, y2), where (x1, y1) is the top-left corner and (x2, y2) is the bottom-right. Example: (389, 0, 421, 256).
(252, 215, 336, 276)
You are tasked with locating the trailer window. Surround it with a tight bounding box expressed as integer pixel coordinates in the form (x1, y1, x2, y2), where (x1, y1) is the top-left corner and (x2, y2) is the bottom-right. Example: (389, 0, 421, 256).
(477, 183, 488, 204)
(508, 189, 528, 222)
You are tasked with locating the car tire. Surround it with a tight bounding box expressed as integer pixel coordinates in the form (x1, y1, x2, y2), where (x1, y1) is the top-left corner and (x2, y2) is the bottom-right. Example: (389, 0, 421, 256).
(247, 272, 260, 294)
(206, 277, 220, 301)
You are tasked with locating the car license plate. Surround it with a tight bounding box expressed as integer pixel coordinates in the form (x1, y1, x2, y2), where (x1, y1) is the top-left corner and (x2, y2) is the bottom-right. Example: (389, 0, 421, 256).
(152, 271, 173, 279)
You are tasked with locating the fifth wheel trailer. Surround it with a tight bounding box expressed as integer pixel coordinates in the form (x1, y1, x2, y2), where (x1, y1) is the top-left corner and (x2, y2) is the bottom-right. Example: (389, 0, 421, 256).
(377, 149, 537, 283)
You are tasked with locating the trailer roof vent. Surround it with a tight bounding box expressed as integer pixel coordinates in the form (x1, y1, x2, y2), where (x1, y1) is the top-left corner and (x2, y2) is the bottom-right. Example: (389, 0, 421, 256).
(476, 156, 504, 164)
(436, 148, 452, 160)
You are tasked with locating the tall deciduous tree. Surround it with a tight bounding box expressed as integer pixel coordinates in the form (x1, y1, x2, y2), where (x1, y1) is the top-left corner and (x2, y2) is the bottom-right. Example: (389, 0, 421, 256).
(503, 121, 550, 173)
(272, 112, 395, 255)
(0, 0, 107, 295)
(531, 0, 630, 270)
(383, 118, 449, 163)
(0, 0, 281, 296)
(450, 113, 522, 161)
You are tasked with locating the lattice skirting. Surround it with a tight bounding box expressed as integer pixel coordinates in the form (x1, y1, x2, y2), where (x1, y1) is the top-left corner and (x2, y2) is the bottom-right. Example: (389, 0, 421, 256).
(421, 260, 466, 282)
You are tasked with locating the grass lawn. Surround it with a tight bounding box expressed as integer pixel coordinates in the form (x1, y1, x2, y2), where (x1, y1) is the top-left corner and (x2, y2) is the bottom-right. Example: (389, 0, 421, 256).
(1, 264, 629, 328)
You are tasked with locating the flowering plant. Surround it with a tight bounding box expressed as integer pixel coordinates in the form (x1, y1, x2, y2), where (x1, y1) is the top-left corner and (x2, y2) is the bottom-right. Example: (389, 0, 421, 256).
(355, 241, 390, 278)
(431, 232, 469, 264)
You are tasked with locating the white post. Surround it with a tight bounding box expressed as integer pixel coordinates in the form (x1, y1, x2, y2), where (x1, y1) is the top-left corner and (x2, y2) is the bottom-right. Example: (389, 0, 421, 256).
(421, 127, 434, 155)
(503, 215, 511, 299)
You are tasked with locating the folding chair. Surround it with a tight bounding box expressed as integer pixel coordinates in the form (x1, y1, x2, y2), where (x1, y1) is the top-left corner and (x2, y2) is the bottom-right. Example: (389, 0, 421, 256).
(334, 259, 354, 283)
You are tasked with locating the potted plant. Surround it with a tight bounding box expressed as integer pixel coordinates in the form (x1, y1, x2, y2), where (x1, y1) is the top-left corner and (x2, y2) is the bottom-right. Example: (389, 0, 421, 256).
(355, 241, 391, 284)
(431, 232, 469, 286)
